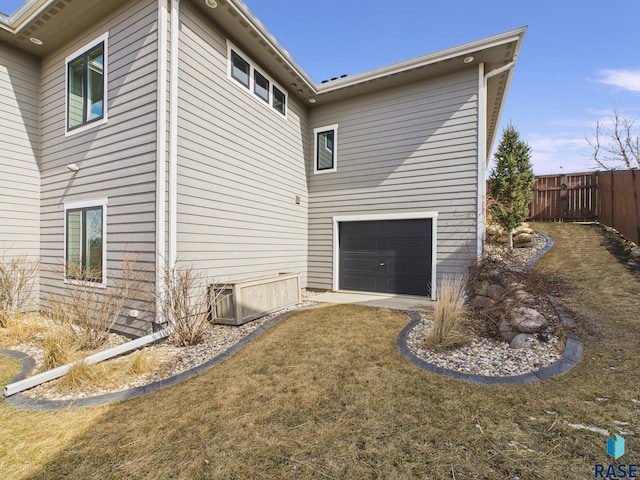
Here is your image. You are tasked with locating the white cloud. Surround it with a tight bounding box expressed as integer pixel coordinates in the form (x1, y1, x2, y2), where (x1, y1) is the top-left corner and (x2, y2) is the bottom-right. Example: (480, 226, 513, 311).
(596, 69, 640, 92)
(528, 135, 586, 153)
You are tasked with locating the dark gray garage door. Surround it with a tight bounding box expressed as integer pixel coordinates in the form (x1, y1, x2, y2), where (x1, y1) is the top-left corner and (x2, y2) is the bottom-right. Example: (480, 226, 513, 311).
(339, 219, 432, 296)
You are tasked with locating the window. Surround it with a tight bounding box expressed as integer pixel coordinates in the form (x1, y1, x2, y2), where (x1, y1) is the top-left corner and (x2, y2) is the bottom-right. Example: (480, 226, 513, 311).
(272, 86, 286, 115)
(314, 125, 338, 173)
(231, 50, 250, 87)
(227, 42, 287, 117)
(66, 33, 108, 133)
(254, 70, 270, 103)
(65, 200, 107, 283)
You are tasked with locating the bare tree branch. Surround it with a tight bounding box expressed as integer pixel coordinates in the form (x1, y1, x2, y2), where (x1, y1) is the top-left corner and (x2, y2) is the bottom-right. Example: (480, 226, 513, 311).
(590, 109, 640, 170)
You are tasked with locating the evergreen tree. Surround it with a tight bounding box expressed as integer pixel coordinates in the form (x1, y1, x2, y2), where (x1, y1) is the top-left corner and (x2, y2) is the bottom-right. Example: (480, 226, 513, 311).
(489, 124, 535, 249)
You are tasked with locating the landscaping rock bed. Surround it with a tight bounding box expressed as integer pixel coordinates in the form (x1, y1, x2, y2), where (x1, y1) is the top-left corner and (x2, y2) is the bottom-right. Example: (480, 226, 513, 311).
(405, 230, 569, 377)
(5, 302, 311, 402)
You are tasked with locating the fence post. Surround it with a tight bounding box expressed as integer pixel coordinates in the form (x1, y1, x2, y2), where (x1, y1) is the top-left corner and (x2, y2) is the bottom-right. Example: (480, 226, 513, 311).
(610, 170, 615, 229)
(632, 169, 640, 245)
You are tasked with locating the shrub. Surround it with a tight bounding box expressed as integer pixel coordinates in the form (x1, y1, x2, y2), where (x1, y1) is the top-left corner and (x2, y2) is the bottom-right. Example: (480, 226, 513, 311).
(424, 275, 469, 350)
(0, 254, 40, 327)
(156, 262, 211, 347)
(47, 257, 150, 350)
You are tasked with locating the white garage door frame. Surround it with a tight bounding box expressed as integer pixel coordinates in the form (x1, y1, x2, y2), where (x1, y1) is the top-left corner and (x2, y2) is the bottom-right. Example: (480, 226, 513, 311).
(332, 211, 438, 300)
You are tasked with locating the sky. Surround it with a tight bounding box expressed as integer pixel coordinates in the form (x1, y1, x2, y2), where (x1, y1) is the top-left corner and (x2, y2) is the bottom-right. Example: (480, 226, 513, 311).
(2, 0, 639, 175)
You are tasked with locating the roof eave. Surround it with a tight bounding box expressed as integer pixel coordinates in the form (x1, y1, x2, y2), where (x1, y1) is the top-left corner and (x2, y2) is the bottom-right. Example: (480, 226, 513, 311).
(0, 0, 52, 33)
(226, 0, 317, 94)
(317, 27, 526, 95)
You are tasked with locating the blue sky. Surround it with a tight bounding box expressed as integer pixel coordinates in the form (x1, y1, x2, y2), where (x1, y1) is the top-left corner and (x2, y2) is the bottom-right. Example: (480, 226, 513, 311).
(2, 0, 639, 175)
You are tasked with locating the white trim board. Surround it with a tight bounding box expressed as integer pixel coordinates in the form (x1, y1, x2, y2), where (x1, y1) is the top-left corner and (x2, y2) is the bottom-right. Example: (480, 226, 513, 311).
(332, 211, 438, 300)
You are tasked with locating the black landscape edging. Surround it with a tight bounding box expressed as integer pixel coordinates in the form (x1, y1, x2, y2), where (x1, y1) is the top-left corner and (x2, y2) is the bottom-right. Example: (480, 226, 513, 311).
(396, 231, 584, 385)
(1, 305, 318, 411)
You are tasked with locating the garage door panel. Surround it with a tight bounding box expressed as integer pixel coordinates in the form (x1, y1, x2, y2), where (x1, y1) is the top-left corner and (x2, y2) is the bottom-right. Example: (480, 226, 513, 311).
(339, 219, 432, 296)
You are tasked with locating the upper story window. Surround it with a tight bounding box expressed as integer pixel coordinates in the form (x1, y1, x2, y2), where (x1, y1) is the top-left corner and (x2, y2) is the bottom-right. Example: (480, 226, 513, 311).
(231, 50, 250, 88)
(227, 41, 287, 117)
(66, 32, 109, 135)
(314, 125, 338, 173)
(65, 198, 108, 285)
(272, 86, 286, 115)
(254, 70, 270, 103)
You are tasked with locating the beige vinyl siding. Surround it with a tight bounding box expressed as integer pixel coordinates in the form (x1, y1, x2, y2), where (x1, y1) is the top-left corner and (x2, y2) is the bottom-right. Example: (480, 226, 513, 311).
(308, 69, 479, 291)
(0, 43, 40, 259)
(39, 0, 158, 337)
(175, 3, 308, 287)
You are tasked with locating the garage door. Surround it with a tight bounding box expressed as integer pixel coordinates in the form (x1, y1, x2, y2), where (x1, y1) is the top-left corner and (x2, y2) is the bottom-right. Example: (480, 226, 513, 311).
(339, 219, 432, 296)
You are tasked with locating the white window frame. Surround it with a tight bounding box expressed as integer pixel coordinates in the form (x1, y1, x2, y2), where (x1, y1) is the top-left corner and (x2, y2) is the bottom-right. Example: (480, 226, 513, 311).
(332, 211, 438, 300)
(63, 198, 108, 287)
(65, 32, 109, 137)
(226, 40, 287, 118)
(314, 124, 339, 174)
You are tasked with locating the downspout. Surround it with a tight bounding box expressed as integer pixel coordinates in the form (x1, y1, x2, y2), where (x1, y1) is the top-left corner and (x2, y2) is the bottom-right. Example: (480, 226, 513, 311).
(4, 328, 172, 397)
(168, 0, 180, 269)
(476, 62, 487, 261)
(156, 0, 168, 322)
(478, 61, 516, 259)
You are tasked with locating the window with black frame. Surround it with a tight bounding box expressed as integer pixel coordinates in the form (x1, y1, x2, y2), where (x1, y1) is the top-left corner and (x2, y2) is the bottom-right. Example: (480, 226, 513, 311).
(67, 42, 105, 130)
(66, 205, 104, 282)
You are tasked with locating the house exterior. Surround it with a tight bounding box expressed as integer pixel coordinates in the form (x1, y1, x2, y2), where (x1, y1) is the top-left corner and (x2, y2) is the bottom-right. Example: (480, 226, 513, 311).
(0, 0, 525, 337)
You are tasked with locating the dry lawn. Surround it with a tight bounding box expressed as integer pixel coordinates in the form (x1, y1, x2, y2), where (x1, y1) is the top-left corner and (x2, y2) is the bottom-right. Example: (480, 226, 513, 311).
(0, 222, 638, 479)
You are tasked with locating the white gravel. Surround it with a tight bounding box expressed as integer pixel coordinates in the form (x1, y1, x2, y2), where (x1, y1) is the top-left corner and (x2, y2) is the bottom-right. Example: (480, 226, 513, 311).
(404, 232, 566, 377)
(7, 232, 563, 399)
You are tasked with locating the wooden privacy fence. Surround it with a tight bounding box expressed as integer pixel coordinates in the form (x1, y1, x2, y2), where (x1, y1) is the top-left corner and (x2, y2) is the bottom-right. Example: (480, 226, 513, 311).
(597, 170, 640, 246)
(529, 172, 599, 222)
(489, 170, 640, 245)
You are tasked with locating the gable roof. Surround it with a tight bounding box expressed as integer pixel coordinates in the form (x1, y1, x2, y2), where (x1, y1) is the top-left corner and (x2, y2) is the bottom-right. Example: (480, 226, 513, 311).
(1, 0, 525, 156)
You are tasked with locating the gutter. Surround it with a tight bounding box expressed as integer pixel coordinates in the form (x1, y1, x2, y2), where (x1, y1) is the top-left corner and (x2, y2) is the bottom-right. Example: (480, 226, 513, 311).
(3, 327, 172, 397)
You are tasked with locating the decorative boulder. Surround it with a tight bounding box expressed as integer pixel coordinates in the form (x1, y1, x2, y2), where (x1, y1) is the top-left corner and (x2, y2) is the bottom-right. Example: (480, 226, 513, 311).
(514, 289, 535, 303)
(514, 233, 534, 245)
(486, 224, 503, 238)
(510, 307, 549, 333)
(510, 333, 537, 349)
(487, 284, 505, 300)
(514, 227, 534, 236)
(499, 318, 518, 342)
(472, 295, 495, 310)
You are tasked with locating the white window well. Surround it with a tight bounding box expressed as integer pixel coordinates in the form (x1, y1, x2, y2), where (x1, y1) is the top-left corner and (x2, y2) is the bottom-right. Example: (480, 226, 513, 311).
(314, 124, 338, 173)
(227, 41, 287, 117)
(65, 32, 109, 135)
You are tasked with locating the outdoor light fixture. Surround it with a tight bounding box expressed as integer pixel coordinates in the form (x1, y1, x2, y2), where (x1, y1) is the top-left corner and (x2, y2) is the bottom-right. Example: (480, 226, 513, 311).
(205, 0, 217, 8)
(463, 56, 474, 64)
(29, 37, 43, 45)
(66, 163, 80, 172)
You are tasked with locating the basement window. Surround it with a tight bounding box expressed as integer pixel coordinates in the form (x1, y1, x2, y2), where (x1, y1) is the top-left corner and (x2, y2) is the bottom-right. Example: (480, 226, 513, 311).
(64, 199, 107, 285)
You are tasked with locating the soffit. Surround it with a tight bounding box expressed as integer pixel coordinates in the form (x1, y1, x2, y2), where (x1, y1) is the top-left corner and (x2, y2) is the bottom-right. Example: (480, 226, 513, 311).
(0, 0, 130, 57)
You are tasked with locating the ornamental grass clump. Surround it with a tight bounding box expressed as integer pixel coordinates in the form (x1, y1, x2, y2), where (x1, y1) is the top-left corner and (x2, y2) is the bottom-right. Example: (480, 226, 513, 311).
(424, 274, 469, 350)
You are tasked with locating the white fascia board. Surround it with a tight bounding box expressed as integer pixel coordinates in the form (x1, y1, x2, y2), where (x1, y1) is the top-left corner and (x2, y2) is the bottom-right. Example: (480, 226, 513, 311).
(318, 28, 526, 95)
(227, 0, 316, 92)
(0, 0, 53, 33)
